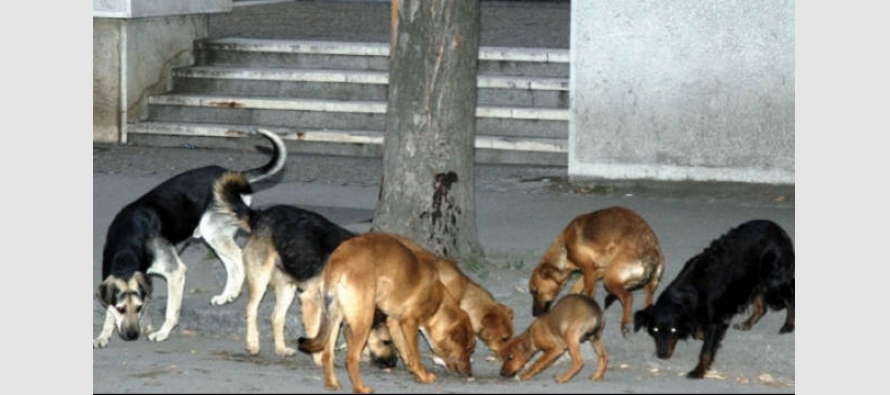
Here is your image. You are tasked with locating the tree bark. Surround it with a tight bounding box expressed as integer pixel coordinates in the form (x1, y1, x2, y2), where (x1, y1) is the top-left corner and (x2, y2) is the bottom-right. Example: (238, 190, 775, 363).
(373, 0, 484, 261)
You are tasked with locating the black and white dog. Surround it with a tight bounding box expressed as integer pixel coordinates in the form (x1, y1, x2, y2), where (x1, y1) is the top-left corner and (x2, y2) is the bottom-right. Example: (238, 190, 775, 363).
(93, 128, 287, 348)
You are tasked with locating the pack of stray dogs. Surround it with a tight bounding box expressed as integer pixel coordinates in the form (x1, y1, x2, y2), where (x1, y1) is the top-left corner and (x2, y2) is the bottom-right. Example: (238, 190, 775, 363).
(93, 128, 794, 393)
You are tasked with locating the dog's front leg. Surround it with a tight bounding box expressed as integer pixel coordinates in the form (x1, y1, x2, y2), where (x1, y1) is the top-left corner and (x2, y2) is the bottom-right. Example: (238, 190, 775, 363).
(519, 347, 562, 381)
(390, 317, 436, 384)
(688, 322, 728, 379)
(147, 264, 187, 342)
(93, 308, 117, 348)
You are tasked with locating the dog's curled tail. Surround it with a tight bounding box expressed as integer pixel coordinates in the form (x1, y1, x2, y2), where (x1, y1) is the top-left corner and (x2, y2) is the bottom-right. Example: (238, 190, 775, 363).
(213, 172, 254, 231)
(243, 128, 287, 184)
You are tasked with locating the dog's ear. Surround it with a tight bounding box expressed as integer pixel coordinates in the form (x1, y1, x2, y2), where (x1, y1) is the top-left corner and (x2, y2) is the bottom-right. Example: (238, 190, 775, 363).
(500, 304, 514, 322)
(133, 272, 153, 298)
(97, 280, 116, 307)
(634, 306, 652, 332)
(539, 265, 560, 281)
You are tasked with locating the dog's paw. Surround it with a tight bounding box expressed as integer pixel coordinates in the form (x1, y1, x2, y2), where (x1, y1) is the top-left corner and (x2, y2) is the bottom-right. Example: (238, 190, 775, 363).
(210, 293, 238, 305)
(246, 342, 260, 355)
(779, 323, 794, 334)
(686, 369, 706, 379)
(93, 338, 109, 349)
(276, 347, 297, 357)
(620, 323, 631, 338)
(147, 329, 171, 342)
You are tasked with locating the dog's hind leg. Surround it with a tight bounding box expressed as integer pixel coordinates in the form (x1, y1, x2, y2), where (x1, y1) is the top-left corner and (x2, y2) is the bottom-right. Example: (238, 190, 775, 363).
(244, 238, 275, 355)
(198, 212, 245, 305)
(146, 239, 187, 342)
(271, 272, 298, 357)
(588, 325, 608, 382)
(555, 327, 585, 383)
(779, 285, 795, 333)
(298, 280, 325, 366)
(602, 254, 638, 338)
(734, 294, 766, 331)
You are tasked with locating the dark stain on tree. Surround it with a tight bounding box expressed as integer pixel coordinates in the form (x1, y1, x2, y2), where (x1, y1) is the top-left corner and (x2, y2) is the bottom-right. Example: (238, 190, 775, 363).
(419, 171, 463, 256)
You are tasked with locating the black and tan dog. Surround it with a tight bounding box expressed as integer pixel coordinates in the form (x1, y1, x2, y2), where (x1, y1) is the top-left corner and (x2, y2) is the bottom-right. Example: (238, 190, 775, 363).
(93, 128, 286, 349)
(211, 202, 396, 367)
(633, 219, 795, 379)
(298, 232, 476, 394)
(499, 294, 608, 383)
(388, 234, 515, 359)
(528, 206, 664, 337)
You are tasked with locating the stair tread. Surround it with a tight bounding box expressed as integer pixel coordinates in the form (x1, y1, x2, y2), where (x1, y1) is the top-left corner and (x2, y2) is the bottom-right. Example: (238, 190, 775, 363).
(129, 122, 567, 153)
(149, 94, 568, 120)
(175, 66, 568, 90)
(200, 37, 569, 63)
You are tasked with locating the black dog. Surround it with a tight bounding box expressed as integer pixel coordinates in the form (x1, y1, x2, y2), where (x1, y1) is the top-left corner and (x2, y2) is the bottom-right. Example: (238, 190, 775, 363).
(94, 129, 286, 348)
(213, 194, 397, 368)
(633, 220, 794, 378)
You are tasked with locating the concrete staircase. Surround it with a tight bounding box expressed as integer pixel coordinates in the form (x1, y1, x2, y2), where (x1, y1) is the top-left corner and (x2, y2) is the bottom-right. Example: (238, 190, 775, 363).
(128, 38, 570, 166)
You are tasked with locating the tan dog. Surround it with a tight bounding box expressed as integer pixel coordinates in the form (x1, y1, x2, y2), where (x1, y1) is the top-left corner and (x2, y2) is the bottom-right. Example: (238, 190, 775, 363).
(499, 294, 608, 383)
(389, 234, 515, 357)
(528, 206, 664, 337)
(298, 232, 475, 394)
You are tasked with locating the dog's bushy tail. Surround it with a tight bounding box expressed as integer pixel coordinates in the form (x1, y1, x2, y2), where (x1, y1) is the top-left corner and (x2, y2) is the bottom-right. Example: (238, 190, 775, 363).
(213, 172, 254, 230)
(243, 128, 287, 184)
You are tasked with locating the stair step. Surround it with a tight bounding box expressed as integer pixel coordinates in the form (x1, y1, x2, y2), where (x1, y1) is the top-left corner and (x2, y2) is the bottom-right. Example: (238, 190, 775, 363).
(129, 122, 567, 153)
(197, 38, 569, 77)
(172, 66, 569, 106)
(126, 122, 568, 166)
(148, 94, 569, 121)
(199, 38, 570, 64)
(173, 66, 569, 91)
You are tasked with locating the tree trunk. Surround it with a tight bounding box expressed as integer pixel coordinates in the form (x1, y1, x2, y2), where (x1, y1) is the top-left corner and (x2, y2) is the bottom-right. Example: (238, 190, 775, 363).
(373, 0, 484, 261)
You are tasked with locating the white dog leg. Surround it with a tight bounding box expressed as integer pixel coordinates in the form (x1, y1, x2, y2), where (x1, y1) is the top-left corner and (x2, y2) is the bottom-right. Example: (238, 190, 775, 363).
(93, 308, 116, 349)
(198, 212, 245, 305)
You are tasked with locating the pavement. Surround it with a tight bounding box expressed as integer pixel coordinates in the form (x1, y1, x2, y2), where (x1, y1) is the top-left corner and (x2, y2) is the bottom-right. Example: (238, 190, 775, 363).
(91, 1, 795, 393)
(92, 140, 794, 394)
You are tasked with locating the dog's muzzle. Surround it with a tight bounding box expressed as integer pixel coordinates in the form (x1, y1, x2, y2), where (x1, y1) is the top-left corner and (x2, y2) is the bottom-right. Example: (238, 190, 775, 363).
(655, 337, 677, 359)
(118, 325, 141, 341)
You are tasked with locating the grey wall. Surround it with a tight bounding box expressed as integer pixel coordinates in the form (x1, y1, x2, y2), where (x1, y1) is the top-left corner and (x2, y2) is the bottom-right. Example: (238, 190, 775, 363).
(92, 0, 229, 142)
(569, 0, 794, 184)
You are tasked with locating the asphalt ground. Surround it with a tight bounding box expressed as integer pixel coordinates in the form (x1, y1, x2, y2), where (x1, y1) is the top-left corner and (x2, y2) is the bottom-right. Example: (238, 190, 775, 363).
(91, 140, 794, 393)
(85, 1, 802, 394)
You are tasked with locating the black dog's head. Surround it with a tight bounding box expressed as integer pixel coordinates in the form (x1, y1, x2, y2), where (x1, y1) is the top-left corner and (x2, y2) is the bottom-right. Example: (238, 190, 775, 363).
(97, 272, 152, 341)
(634, 298, 697, 359)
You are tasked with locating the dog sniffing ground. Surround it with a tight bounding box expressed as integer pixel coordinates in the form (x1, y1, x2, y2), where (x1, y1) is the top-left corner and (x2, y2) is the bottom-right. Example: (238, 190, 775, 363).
(93, 145, 794, 394)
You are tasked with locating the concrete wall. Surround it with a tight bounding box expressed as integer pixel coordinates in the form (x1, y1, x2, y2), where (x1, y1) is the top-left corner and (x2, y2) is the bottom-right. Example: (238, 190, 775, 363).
(92, 0, 231, 143)
(569, 0, 794, 184)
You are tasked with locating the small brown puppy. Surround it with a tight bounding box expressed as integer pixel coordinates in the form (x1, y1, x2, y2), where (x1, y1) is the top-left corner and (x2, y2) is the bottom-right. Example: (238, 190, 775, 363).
(389, 234, 515, 357)
(298, 232, 475, 394)
(528, 206, 664, 336)
(499, 294, 608, 383)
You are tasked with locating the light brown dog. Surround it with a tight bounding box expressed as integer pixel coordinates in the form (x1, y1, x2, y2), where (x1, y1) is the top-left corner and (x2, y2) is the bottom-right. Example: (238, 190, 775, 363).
(298, 232, 476, 394)
(528, 206, 664, 337)
(389, 234, 515, 357)
(499, 294, 608, 383)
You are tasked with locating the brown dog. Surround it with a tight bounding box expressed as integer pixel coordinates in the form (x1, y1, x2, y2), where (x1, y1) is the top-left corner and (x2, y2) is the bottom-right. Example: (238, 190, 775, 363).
(298, 232, 475, 394)
(388, 234, 515, 358)
(528, 206, 664, 337)
(499, 294, 608, 383)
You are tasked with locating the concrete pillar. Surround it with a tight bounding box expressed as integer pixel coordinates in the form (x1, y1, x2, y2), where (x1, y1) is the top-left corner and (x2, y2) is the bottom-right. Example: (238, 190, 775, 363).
(92, 0, 232, 143)
(569, 0, 794, 184)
